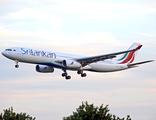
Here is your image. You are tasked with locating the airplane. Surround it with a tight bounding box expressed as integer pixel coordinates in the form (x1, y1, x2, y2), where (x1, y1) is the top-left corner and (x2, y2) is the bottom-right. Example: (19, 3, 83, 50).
(1, 43, 153, 80)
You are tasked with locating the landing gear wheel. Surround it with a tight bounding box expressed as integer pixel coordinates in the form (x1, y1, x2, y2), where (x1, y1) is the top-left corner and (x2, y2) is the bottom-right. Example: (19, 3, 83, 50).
(62, 69, 71, 80)
(15, 65, 19, 68)
(77, 70, 83, 74)
(81, 73, 87, 77)
(62, 73, 67, 77)
(14, 60, 19, 68)
(66, 76, 71, 80)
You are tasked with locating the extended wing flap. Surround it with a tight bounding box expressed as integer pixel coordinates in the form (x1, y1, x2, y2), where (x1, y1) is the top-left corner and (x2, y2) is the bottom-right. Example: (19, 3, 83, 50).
(127, 60, 154, 68)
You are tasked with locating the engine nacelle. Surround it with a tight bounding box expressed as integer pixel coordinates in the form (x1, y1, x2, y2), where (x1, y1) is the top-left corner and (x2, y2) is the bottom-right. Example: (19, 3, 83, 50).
(36, 65, 54, 73)
(62, 60, 81, 68)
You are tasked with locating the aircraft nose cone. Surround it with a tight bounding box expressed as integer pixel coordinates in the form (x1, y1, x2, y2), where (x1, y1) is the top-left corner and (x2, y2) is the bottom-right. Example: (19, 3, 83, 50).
(1, 51, 6, 56)
(2, 51, 5, 55)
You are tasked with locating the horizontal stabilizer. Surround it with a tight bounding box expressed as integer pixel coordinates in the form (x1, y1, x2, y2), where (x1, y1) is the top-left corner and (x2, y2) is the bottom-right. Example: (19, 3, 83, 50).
(128, 60, 154, 67)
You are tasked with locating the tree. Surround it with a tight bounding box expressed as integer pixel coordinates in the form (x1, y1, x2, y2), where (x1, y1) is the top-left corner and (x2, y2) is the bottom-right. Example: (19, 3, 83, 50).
(63, 101, 131, 120)
(0, 106, 36, 120)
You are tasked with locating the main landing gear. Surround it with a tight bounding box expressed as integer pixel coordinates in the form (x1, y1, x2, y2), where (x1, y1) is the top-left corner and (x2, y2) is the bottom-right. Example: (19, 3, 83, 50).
(62, 69, 71, 80)
(77, 70, 87, 77)
(15, 60, 19, 68)
(62, 69, 87, 80)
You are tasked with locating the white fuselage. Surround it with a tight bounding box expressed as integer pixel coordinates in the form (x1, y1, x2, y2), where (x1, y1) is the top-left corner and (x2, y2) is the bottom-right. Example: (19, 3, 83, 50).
(2, 47, 129, 72)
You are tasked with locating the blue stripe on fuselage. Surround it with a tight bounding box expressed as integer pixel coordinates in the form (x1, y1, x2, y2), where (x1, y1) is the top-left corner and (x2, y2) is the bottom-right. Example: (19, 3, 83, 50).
(34, 62, 99, 72)
(34, 62, 64, 69)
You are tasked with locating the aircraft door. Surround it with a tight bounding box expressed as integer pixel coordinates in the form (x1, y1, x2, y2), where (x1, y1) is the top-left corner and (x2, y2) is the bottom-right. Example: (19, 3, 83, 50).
(16, 48, 22, 56)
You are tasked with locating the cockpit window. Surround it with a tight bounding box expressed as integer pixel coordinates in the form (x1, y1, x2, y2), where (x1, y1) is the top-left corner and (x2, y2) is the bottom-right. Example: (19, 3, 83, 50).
(5, 49, 12, 51)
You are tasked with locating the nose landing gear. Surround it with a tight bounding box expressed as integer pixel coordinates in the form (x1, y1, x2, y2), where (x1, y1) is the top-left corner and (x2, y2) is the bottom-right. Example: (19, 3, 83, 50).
(15, 60, 19, 68)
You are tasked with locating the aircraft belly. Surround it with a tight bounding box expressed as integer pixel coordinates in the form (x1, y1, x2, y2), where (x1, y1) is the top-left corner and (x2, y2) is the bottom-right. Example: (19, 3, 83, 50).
(90, 63, 128, 72)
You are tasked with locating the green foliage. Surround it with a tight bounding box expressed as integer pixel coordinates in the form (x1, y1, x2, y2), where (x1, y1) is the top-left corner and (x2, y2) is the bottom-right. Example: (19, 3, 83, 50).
(63, 101, 131, 120)
(0, 106, 36, 120)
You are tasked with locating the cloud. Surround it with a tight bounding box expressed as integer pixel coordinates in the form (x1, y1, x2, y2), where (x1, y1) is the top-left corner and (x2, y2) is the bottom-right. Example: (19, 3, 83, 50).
(48, 2, 133, 19)
(137, 0, 156, 8)
(132, 31, 156, 37)
(2, 0, 156, 25)
(0, 25, 124, 55)
(43, 1, 156, 19)
(1, 8, 64, 28)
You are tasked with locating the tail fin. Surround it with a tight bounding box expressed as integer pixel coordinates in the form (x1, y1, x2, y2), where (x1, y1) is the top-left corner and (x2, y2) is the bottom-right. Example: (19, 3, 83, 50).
(115, 43, 142, 64)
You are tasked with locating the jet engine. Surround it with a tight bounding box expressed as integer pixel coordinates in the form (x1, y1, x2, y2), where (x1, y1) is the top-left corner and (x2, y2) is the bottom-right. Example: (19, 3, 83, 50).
(62, 60, 81, 68)
(36, 65, 54, 73)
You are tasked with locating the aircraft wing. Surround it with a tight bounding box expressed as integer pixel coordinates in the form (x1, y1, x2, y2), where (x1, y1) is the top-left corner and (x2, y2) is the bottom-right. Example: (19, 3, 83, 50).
(75, 48, 139, 67)
(127, 60, 154, 68)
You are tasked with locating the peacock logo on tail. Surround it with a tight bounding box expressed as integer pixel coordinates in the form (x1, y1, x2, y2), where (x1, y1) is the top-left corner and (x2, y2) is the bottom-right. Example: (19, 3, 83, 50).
(116, 43, 142, 64)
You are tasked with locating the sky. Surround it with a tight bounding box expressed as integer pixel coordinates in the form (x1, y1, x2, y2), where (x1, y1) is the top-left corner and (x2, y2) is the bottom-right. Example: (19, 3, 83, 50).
(0, 0, 156, 119)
